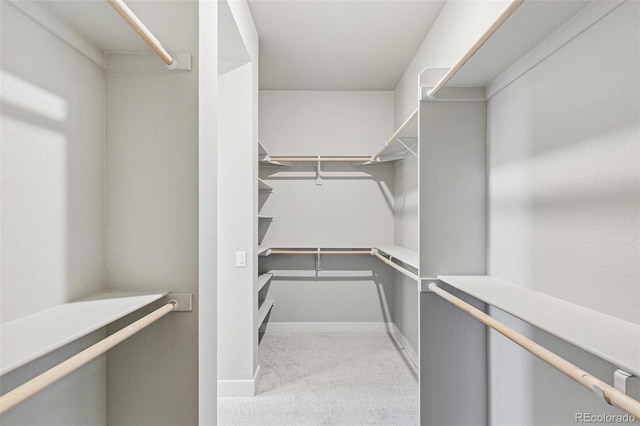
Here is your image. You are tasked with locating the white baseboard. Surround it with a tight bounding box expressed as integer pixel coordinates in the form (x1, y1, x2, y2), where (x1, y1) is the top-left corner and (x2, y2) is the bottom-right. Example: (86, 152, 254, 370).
(218, 365, 261, 397)
(264, 322, 392, 333)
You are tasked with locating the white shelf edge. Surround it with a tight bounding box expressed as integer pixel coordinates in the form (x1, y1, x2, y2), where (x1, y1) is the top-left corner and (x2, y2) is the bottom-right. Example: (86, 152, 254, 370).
(1, 289, 168, 376)
(376, 245, 419, 270)
(258, 215, 273, 221)
(257, 246, 271, 256)
(257, 178, 273, 191)
(436, 275, 640, 377)
(257, 300, 274, 329)
(258, 273, 273, 292)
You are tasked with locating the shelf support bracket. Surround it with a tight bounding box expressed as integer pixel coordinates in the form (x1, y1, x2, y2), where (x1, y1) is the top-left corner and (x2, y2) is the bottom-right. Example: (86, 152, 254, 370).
(315, 156, 322, 185)
(614, 369, 634, 395)
(316, 248, 322, 271)
(396, 138, 418, 158)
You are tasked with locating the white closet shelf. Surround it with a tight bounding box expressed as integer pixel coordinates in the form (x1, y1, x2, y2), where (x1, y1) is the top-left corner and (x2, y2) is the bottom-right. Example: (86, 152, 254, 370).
(0, 289, 167, 376)
(258, 273, 273, 292)
(258, 215, 274, 221)
(257, 300, 274, 329)
(259, 140, 287, 166)
(420, 1, 594, 97)
(376, 245, 419, 270)
(258, 178, 273, 191)
(434, 275, 640, 377)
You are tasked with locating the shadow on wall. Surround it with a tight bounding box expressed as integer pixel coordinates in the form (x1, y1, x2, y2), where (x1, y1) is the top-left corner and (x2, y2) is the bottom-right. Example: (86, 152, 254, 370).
(0, 68, 82, 323)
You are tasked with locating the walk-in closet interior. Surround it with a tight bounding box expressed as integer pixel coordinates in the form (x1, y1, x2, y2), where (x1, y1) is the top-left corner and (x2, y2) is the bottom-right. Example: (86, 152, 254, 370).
(1, 0, 639, 425)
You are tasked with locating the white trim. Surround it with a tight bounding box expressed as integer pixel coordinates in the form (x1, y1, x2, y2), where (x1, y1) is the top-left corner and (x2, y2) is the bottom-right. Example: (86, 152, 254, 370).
(217, 366, 261, 397)
(487, 0, 626, 98)
(8, 0, 106, 68)
(264, 322, 392, 333)
(389, 323, 419, 371)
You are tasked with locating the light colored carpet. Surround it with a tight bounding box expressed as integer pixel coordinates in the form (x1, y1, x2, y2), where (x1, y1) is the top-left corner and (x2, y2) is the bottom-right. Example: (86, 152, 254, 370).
(218, 332, 419, 426)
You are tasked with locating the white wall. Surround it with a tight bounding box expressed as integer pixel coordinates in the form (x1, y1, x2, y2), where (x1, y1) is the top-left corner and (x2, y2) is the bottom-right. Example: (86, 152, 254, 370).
(259, 90, 398, 325)
(217, 0, 260, 397)
(487, 2, 639, 424)
(104, 2, 200, 423)
(198, 0, 219, 422)
(0, 2, 106, 424)
(391, 156, 419, 357)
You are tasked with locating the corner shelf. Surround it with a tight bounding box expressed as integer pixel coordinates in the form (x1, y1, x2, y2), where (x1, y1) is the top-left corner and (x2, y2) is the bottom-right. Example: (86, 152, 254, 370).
(435, 275, 640, 377)
(257, 300, 274, 329)
(258, 178, 273, 192)
(259, 140, 286, 166)
(258, 273, 273, 292)
(0, 290, 167, 375)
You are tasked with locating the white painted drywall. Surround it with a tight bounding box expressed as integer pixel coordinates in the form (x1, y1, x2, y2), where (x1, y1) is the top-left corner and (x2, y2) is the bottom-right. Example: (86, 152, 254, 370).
(487, 2, 639, 424)
(1, 1, 105, 322)
(391, 156, 419, 356)
(216, 0, 260, 397)
(258, 91, 399, 324)
(199, 0, 219, 422)
(104, 1, 199, 421)
(218, 62, 256, 384)
(393, 0, 510, 127)
(0, 2, 106, 424)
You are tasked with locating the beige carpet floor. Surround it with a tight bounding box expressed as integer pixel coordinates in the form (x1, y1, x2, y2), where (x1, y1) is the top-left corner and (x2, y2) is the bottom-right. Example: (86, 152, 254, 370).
(218, 332, 419, 426)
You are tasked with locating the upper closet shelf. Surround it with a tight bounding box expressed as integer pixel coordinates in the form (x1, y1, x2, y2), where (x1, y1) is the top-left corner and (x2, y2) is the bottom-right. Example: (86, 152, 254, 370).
(376, 245, 418, 270)
(263, 110, 418, 167)
(13, 0, 191, 71)
(434, 275, 640, 377)
(0, 290, 167, 376)
(365, 108, 418, 164)
(420, 0, 596, 99)
(259, 140, 287, 166)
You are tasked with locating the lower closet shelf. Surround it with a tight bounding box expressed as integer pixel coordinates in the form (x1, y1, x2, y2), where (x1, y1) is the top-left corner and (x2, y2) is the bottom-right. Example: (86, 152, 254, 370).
(258, 273, 273, 292)
(0, 290, 168, 375)
(257, 300, 274, 329)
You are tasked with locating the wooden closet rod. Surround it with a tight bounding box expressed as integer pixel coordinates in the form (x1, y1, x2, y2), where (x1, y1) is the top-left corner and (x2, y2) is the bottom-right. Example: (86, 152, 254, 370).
(371, 250, 418, 281)
(106, 0, 176, 67)
(428, 283, 640, 418)
(269, 250, 372, 255)
(371, 108, 418, 161)
(427, 0, 524, 98)
(268, 157, 371, 162)
(0, 301, 176, 415)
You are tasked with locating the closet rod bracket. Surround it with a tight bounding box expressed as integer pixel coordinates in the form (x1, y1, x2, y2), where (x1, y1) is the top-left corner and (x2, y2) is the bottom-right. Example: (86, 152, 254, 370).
(315, 156, 322, 185)
(316, 248, 322, 271)
(420, 278, 442, 293)
(614, 369, 634, 395)
(166, 293, 193, 312)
